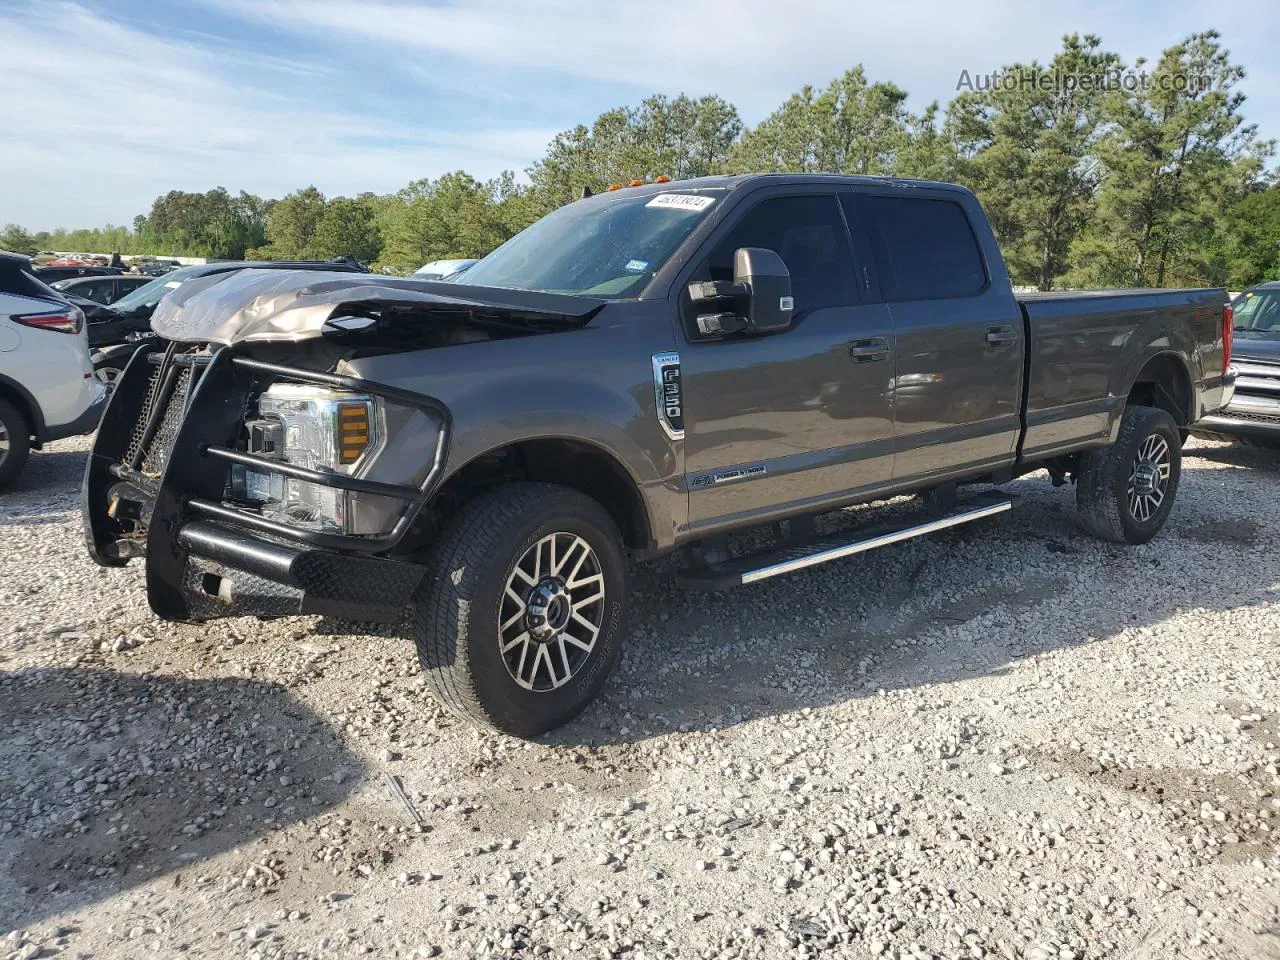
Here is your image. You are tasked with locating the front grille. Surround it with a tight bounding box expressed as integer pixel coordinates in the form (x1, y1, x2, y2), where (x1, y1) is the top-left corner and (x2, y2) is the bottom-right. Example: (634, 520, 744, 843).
(123, 364, 163, 468)
(141, 367, 192, 477)
(1221, 409, 1280, 425)
(123, 348, 207, 480)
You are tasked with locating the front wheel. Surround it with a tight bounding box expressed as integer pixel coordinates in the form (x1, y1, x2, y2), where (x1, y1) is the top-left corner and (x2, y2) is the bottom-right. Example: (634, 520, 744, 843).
(1076, 405, 1181, 544)
(409, 482, 629, 737)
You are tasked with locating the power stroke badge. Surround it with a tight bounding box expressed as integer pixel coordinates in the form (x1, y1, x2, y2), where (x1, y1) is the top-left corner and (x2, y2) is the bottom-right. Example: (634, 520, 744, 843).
(651, 352, 684, 441)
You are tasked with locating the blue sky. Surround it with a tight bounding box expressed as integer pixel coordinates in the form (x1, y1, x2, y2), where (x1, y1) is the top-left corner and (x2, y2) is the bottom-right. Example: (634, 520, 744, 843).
(3, 0, 1277, 231)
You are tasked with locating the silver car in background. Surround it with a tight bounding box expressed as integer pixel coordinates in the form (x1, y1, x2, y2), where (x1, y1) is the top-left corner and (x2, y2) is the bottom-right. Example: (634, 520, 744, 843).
(412, 258, 477, 281)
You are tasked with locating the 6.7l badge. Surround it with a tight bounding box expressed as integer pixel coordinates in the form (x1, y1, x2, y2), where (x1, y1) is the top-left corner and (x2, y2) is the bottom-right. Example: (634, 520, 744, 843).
(651, 353, 684, 441)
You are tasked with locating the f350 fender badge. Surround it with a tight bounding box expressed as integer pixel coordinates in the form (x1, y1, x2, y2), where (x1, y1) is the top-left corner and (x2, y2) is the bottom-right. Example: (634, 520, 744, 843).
(651, 352, 684, 441)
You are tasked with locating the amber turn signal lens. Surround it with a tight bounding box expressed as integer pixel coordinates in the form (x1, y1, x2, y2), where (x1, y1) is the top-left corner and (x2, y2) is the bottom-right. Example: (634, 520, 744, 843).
(628, 178, 644, 187)
(654, 175, 671, 183)
(336, 402, 371, 465)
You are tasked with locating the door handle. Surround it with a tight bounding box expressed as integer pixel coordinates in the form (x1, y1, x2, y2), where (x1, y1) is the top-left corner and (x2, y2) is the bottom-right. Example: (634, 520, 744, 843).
(848, 337, 889, 362)
(985, 326, 1017, 346)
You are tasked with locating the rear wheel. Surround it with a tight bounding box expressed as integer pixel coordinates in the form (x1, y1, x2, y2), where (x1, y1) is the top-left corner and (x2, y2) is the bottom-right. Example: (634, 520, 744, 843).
(0, 397, 31, 491)
(1076, 405, 1181, 544)
(409, 482, 629, 737)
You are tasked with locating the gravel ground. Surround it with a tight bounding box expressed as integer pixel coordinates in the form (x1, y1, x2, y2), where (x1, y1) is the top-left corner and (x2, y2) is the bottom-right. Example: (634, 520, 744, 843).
(2, 435, 1279, 960)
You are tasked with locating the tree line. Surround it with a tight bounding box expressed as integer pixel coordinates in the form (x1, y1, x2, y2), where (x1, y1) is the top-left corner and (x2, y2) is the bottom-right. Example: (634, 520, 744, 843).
(3, 30, 1278, 290)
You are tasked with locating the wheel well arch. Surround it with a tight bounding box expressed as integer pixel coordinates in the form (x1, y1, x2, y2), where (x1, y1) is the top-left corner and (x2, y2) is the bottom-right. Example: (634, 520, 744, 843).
(424, 437, 652, 551)
(1125, 353, 1193, 426)
(0, 374, 42, 441)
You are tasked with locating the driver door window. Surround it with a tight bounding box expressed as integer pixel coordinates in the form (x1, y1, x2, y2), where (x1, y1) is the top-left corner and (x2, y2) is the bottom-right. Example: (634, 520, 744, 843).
(703, 195, 859, 314)
(82, 279, 117, 303)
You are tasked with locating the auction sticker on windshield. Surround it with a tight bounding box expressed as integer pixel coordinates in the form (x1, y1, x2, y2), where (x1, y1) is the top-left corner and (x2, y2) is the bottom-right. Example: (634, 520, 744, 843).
(646, 193, 715, 212)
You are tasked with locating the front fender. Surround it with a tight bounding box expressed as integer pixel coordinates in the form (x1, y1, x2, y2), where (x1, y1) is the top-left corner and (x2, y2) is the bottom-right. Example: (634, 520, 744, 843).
(344, 315, 684, 549)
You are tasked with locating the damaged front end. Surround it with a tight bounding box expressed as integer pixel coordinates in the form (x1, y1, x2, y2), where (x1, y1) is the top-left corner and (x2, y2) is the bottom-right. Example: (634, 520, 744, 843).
(83, 269, 602, 624)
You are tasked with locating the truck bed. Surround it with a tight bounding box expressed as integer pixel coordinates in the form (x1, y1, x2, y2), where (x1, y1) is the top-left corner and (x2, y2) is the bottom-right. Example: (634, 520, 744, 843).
(1015, 287, 1228, 462)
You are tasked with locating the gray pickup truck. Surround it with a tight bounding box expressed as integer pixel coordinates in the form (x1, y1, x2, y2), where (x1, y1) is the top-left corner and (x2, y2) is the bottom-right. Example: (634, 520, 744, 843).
(84, 174, 1233, 736)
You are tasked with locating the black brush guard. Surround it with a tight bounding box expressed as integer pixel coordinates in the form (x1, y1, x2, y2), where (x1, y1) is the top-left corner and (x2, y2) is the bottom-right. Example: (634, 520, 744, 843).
(83, 342, 452, 623)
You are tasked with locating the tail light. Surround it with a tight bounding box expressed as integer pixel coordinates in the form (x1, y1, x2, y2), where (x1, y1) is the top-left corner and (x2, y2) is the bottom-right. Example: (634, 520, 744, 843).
(13, 306, 84, 335)
(1222, 303, 1233, 374)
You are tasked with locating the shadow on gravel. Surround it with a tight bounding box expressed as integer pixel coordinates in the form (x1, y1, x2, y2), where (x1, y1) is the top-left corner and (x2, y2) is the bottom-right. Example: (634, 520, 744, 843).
(545, 464, 1279, 749)
(0, 667, 364, 931)
(10, 447, 88, 480)
(0, 449, 89, 505)
(0, 510, 72, 527)
(1184, 442, 1280, 473)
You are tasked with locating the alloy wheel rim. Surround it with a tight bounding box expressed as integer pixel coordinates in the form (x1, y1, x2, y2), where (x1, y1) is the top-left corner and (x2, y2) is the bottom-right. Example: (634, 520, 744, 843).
(499, 532, 605, 692)
(1127, 433, 1171, 522)
(0, 418, 8, 462)
(95, 367, 121, 398)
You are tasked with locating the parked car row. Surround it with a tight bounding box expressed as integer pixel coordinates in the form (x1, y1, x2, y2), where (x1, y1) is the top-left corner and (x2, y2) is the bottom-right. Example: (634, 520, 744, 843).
(0, 252, 373, 489)
(51, 273, 153, 305)
(33, 263, 124, 283)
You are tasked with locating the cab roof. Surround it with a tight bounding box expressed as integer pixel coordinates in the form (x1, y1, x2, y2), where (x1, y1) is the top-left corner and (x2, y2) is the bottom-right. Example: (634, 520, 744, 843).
(585, 172, 972, 200)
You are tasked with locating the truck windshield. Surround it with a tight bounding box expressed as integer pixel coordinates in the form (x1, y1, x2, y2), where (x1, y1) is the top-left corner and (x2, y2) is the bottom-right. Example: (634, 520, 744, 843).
(453, 190, 722, 298)
(112, 264, 208, 312)
(1233, 289, 1280, 336)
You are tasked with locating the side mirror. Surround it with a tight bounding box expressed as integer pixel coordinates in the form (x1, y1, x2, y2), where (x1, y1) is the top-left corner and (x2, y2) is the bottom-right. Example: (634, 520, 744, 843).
(735, 247, 793, 333)
(687, 247, 793, 337)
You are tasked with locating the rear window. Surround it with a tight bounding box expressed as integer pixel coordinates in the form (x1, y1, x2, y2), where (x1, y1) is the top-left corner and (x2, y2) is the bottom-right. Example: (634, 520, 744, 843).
(0, 259, 62, 302)
(856, 195, 987, 301)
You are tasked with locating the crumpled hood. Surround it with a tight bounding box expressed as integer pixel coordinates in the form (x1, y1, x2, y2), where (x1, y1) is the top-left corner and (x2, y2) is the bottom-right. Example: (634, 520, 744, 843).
(149, 268, 603, 344)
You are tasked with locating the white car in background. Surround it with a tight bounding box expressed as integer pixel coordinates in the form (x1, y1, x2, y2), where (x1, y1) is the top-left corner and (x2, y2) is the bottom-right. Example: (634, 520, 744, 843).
(0, 251, 105, 489)
(412, 258, 477, 280)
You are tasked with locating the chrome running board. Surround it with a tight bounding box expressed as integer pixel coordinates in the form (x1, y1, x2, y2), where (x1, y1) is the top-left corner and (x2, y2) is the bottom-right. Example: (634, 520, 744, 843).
(678, 492, 1013, 591)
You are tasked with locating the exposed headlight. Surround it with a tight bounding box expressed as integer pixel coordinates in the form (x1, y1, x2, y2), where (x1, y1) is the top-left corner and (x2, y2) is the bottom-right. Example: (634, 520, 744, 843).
(232, 383, 442, 536)
(231, 385, 374, 534)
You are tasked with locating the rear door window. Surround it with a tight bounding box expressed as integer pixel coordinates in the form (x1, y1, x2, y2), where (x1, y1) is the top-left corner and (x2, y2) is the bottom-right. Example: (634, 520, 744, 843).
(852, 194, 987, 301)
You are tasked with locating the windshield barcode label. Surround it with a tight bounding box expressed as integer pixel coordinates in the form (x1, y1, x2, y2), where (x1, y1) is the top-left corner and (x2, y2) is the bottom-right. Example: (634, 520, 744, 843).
(646, 193, 715, 212)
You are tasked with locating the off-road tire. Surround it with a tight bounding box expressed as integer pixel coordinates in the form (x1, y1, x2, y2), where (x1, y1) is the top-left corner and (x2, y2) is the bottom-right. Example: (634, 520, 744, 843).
(0, 397, 31, 492)
(1076, 404, 1181, 544)
(409, 482, 629, 738)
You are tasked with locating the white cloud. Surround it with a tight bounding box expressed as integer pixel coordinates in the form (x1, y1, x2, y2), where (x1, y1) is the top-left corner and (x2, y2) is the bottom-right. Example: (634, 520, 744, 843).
(0, 2, 556, 230)
(213, 0, 1280, 126)
(5, 0, 1276, 231)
